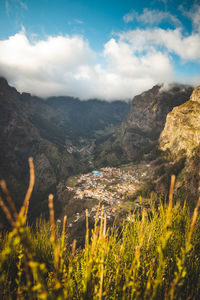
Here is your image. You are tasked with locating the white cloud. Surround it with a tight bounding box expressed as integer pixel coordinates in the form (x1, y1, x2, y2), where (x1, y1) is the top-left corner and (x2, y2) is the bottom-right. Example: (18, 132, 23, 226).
(123, 8, 181, 27)
(0, 31, 97, 98)
(179, 3, 200, 32)
(0, 27, 199, 101)
(103, 38, 173, 81)
(118, 28, 200, 62)
(191, 6, 200, 32)
(123, 10, 136, 23)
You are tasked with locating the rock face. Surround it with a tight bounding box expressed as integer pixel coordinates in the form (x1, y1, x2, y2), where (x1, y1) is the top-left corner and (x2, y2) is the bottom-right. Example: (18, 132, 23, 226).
(94, 84, 193, 166)
(156, 85, 200, 203)
(160, 86, 200, 158)
(119, 84, 193, 160)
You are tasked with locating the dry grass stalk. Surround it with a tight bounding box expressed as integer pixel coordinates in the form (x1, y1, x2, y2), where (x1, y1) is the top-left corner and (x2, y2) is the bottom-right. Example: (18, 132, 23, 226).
(48, 194, 55, 243)
(103, 213, 107, 237)
(19, 157, 35, 219)
(100, 206, 104, 238)
(0, 196, 15, 226)
(24, 157, 35, 217)
(99, 252, 104, 300)
(91, 226, 99, 256)
(0, 180, 18, 220)
(72, 239, 77, 256)
(61, 216, 67, 249)
(166, 175, 175, 227)
(187, 197, 200, 243)
(169, 174, 175, 208)
(85, 209, 89, 248)
(99, 213, 107, 300)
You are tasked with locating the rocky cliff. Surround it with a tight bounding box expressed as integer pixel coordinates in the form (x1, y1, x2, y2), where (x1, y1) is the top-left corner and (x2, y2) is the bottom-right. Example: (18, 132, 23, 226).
(119, 84, 193, 160)
(158, 86, 200, 202)
(160, 86, 200, 158)
(94, 84, 193, 166)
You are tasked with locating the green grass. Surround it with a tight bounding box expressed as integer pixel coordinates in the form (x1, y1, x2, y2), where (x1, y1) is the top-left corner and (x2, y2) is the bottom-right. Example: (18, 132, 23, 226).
(0, 160, 200, 299)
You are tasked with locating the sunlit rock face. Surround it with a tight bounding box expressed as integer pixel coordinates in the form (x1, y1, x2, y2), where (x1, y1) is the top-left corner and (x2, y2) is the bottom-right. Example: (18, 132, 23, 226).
(190, 86, 200, 103)
(158, 85, 200, 203)
(160, 85, 200, 158)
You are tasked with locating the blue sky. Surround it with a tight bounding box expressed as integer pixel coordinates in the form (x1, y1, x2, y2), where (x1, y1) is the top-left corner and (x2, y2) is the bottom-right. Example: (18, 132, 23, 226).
(0, 0, 199, 100)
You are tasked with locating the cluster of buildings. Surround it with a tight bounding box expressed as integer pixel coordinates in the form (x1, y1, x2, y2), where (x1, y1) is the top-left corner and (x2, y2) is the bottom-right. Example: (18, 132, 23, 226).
(65, 165, 150, 226)
(66, 167, 135, 204)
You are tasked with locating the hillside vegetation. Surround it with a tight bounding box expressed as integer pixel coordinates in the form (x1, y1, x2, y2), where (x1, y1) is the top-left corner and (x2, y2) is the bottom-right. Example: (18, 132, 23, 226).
(0, 159, 200, 299)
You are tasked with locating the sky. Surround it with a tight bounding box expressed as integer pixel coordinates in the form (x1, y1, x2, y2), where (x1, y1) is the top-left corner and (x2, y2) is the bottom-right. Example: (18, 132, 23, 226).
(0, 0, 199, 100)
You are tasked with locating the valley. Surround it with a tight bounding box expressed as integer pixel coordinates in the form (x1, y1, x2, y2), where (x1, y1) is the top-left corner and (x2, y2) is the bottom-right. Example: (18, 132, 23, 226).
(0, 77, 130, 227)
(0, 77, 199, 233)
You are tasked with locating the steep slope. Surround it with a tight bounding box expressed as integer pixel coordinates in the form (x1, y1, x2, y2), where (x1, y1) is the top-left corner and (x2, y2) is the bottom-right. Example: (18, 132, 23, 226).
(94, 84, 193, 166)
(158, 86, 200, 202)
(119, 84, 193, 160)
(0, 78, 77, 223)
(160, 86, 200, 158)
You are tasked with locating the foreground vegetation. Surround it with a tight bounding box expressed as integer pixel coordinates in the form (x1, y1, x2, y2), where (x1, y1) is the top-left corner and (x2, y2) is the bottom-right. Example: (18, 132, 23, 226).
(0, 158, 200, 299)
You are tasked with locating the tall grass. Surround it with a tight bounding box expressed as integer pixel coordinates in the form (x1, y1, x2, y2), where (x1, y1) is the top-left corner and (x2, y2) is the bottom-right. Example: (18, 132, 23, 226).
(0, 158, 200, 299)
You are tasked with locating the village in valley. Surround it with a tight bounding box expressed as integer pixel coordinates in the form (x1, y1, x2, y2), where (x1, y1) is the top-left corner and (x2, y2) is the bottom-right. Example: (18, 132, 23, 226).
(64, 162, 152, 228)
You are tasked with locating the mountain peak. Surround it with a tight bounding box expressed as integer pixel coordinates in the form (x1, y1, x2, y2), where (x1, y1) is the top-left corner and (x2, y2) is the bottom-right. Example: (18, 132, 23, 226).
(0, 77, 18, 97)
(190, 86, 200, 103)
(0, 77, 9, 89)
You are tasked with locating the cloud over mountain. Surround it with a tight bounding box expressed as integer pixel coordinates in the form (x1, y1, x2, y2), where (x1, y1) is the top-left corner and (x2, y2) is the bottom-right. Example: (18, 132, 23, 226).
(0, 24, 199, 100)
